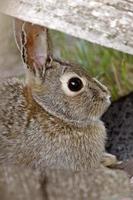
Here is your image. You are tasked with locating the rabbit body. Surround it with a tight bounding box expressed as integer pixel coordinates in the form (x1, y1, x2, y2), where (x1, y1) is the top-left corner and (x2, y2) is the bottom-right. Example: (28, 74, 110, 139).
(0, 70, 106, 171)
(0, 20, 110, 171)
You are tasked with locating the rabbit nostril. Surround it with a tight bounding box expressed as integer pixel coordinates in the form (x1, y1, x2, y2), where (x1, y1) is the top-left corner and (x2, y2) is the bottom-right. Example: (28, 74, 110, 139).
(104, 95, 111, 104)
(107, 95, 111, 101)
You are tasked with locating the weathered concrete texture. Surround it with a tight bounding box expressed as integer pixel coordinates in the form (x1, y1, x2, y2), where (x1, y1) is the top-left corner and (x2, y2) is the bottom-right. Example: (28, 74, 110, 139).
(0, 165, 132, 200)
(1, 0, 133, 55)
(0, 14, 24, 81)
(44, 167, 133, 200)
(103, 92, 133, 161)
(0, 166, 43, 200)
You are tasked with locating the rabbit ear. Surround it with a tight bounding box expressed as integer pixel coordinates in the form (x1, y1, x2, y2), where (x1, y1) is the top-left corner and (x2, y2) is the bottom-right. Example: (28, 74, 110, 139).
(14, 18, 52, 80)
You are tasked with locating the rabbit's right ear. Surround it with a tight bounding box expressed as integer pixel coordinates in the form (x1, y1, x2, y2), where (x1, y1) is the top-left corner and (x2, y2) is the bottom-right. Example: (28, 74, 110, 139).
(14, 18, 53, 83)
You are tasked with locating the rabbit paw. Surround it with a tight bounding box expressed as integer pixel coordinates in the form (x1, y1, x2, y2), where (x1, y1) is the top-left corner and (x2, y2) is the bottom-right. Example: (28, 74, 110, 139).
(101, 152, 119, 167)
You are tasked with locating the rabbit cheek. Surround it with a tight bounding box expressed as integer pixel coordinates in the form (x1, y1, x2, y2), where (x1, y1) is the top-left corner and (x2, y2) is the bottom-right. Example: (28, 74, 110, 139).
(97, 100, 109, 117)
(89, 89, 110, 117)
(86, 100, 107, 120)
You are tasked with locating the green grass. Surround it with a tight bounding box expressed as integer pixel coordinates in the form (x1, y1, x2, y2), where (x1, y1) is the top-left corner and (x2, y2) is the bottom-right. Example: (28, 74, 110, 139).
(51, 31, 133, 100)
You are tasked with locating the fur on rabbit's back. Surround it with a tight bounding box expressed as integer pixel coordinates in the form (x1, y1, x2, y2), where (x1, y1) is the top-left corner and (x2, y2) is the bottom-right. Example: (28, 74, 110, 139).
(103, 92, 133, 161)
(0, 78, 106, 171)
(0, 79, 29, 161)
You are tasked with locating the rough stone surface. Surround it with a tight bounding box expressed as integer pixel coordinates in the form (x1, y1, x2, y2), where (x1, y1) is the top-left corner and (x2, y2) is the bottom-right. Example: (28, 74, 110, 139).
(0, 165, 43, 200)
(43, 167, 133, 200)
(0, 165, 132, 200)
(0, 0, 133, 55)
(103, 92, 133, 161)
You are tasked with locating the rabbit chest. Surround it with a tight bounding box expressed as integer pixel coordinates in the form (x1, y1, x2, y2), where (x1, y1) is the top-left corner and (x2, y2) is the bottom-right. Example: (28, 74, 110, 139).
(22, 115, 106, 171)
(12, 109, 106, 171)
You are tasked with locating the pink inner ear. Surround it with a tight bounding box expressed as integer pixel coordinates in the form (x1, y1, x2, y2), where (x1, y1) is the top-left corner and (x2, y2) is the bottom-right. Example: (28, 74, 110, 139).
(35, 55, 46, 66)
(34, 31, 48, 66)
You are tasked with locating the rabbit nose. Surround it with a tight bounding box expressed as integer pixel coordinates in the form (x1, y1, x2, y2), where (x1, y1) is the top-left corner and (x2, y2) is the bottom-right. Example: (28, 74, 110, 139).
(105, 95, 111, 104)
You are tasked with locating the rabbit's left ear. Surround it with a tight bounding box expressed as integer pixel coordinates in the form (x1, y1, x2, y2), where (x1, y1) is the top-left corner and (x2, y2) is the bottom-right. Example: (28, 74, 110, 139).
(14, 18, 52, 80)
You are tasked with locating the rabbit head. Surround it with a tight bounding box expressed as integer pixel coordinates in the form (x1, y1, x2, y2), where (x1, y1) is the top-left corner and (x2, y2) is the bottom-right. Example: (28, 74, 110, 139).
(14, 19, 110, 126)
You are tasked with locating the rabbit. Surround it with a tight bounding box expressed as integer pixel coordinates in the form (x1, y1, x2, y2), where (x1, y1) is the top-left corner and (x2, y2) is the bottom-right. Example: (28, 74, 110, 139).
(0, 18, 115, 172)
(0, 165, 132, 200)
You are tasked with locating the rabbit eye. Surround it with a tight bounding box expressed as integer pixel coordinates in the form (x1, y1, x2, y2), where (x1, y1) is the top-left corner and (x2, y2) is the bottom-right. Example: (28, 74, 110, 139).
(68, 77, 83, 92)
(60, 73, 87, 97)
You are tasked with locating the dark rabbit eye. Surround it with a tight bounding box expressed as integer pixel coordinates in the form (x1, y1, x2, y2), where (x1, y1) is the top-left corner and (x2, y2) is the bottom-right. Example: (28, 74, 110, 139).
(68, 77, 83, 92)
(60, 73, 86, 97)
